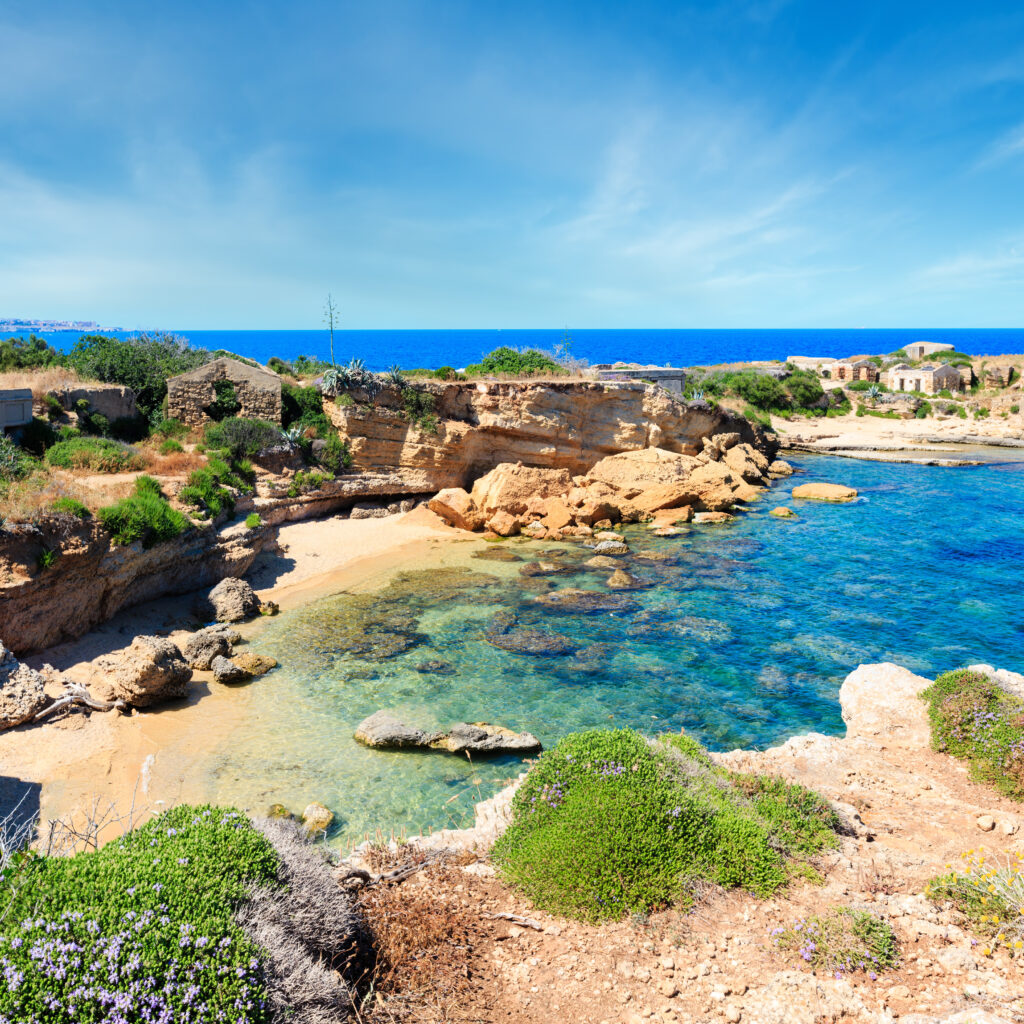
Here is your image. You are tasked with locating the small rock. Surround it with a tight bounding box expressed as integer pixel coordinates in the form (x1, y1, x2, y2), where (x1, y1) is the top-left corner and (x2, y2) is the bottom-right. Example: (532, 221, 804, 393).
(211, 655, 250, 684)
(724, 1007, 741, 1023)
(231, 652, 277, 678)
(0, 642, 48, 729)
(652, 526, 683, 537)
(769, 506, 796, 518)
(584, 555, 620, 570)
(976, 814, 996, 832)
(692, 511, 733, 524)
(182, 628, 231, 670)
(658, 980, 678, 997)
(791, 482, 857, 502)
(593, 539, 629, 555)
(354, 711, 431, 748)
(1001, 820, 1019, 835)
(606, 569, 646, 590)
(302, 802, 333, 833)
(201, 577, 261, 622)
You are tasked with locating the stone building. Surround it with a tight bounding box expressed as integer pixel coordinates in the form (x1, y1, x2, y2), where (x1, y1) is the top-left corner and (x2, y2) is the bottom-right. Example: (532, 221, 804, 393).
(831, 359, 879, 383)
(886, 363, 963, 395)
(593, 364, 687, 395)
(904, 341, 954, 361)
(0, 388, 33, 432)
(166, 357, 283, 426)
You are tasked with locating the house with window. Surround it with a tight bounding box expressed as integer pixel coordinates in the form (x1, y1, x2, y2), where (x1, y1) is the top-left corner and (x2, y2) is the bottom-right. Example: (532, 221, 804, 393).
(831, 359, 879, 383)
(886, 363, 963, 395)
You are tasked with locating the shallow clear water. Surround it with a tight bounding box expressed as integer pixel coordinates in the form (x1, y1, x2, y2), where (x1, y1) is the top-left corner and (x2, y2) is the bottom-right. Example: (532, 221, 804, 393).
(190, 453, 1024, 845)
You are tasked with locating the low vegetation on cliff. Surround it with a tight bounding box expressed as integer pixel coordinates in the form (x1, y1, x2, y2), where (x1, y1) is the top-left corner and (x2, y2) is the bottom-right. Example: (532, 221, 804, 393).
(492, 728, 840, 922)
(463, 346, 565, 378)
(921, 668, 1024, 801)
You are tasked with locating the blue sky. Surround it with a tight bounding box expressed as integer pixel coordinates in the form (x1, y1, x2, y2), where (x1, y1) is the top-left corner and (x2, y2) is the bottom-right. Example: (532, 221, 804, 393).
(1, 0, 1023, 328)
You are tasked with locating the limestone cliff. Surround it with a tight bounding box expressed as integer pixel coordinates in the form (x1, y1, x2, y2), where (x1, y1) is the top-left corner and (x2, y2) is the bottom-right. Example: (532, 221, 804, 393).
(326, 380, 774, 489)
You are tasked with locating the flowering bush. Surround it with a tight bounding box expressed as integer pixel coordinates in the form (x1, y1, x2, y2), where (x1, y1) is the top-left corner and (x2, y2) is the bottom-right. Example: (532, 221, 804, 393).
(492, 729, 839, 922)
(926, 849, 1024, 958)
(772, 907, 899, 979)
(0, 805, 279, 1023)
(921, 668, 1024, 800)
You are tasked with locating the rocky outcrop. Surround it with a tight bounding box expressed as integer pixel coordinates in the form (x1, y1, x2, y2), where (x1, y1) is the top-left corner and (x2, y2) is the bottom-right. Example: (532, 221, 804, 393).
(0, 642, 48, 729)
(90, 635, 192, 707)
(326, 380, 772, 489)
(354, 710, 541, 755)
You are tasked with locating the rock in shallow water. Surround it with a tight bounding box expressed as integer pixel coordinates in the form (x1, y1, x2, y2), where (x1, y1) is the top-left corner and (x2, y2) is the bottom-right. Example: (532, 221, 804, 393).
(231, 652, 278, 678)
(791, 482, 857, 502)
(487, 628, 580, 655)
(354, 711, 541, 755)
(211, 655, 250, 684)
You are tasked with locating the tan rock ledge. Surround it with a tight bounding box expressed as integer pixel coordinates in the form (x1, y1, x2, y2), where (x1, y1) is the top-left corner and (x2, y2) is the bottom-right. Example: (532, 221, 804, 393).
(791, 482, 858, 501)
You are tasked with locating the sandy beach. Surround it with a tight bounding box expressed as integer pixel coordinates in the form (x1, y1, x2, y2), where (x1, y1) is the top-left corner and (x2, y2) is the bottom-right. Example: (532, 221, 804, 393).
(0, 507, 466, 838)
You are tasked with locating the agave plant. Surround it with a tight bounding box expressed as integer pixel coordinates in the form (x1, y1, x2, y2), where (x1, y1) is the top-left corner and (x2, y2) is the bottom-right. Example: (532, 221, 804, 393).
(866, 384, 882, 406)
(385, 364, 405, 386)
(282, 425, 305, 443)
(319, 366, 346, 396)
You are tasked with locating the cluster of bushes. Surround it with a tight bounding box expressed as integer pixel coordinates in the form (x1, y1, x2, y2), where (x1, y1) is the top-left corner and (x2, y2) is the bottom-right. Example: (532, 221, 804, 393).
(0, 433, 33, 481)
(44, 436, 144, 473)
(772, 907, 899, 978)
(0, 805, 277, 1023)
(404, 365, 465, 381)
(464, 346, 565, 377)
(687, 368, 825, 415)
(921, 668, 1024, 801)
(0, 334, 64, 371)
(97, 475, 189, 547)
(203, 417, 281, 462)
(492, 728, 839, 921)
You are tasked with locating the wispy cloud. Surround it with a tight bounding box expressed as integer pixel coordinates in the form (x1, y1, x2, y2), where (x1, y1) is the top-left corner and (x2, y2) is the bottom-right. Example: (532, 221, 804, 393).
(976, 122, 1024, 168)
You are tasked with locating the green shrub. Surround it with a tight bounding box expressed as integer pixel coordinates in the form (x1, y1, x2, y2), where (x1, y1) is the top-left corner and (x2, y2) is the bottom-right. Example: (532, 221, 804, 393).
(66, 333, 211, 421)
(50, 496, 90, 519)
(318, 433, 352, 474)
(465, 346, 564, 377)
(0, 333, 64, 370)
(742, 405, 772, 429)
(401, 385, 439, 432)
(282, 383, 332, 436)
(1012, 404, 1020, 414)
(154, 417, 188, 438)
(286, 469, 328, 498)
(292, 354, 332, 376)
(773, 907, 899, 978)
(856, 404, 866, 417)
(98, 477, 189, 547)
(492, 728, 838, 922)
(335, 393, 355, 408)
(975, 407, 990, 419)
(43, 393, 64, 420)
(958, 406, 968, 419)
(160, 438, 184, 454)
(16, 417, 56, 456)
(179, 466, 236, 519)
(921, 669, 1024, 800)
(36, 545, 57, 570)
(267, 355, 294, 376)
(203, 417, 282, 461)
(784, 370, 824, 409)
(44, 437, 144, 472)
(108, 413, 151, 442)
(916, 401, 932, 419)
(0, 804, 277, 1024)
(206, 379, 242, 421)
(245, 512, 262, 529)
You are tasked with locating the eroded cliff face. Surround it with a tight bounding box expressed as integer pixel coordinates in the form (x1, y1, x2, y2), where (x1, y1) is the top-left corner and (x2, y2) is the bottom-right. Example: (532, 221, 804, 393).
(326, 380, 774, 489)
(0, 472, 420, 655)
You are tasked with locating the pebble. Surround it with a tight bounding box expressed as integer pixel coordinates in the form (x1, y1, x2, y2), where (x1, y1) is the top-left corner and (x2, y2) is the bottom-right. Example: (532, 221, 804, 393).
(724, 1008, 742, 1023)
(976, 814, 996, 832)
(659, 980, 679, 997)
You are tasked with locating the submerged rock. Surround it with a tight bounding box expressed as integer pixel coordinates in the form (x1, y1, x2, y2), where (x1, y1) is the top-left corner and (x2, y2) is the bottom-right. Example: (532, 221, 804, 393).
(487, 628, 580, 656)
(606, 569, 649, 590)
(301, 802, 334, 833)
(354, 711, 541, 755)
(584, 555, 621, 570)
(0, 642, 47, 729)
(93, 635, 191, 707)
(692, 511, 734, 524)
(414, 658, 455, 675)
(533, 589, 641, 614)
(472, 545, 520, 562)
(591, 539, 629, 555)
(519, 561, 570, 577)
(231, 652, 278, 679)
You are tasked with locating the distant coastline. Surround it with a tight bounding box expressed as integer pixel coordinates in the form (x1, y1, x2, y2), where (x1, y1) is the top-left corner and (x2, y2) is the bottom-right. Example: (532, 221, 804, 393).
(0, 317, 123, 333)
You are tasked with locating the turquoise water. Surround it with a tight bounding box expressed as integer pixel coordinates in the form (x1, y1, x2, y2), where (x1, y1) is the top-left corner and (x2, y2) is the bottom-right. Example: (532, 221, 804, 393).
(196, 453, 1024, 844)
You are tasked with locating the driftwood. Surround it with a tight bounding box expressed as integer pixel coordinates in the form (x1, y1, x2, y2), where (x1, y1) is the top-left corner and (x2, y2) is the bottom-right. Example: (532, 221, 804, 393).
(338, 850, 445, 889)
(34, 682, 127, 721)
(486, 912, 544, 931)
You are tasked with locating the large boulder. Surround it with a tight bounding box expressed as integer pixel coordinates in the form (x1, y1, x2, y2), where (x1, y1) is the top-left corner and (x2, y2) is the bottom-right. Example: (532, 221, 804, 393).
(686, 461, 758, 509)
(93, 635, 192, 707)
(471, 463, 573, 516)
(587, 448, 701, 490)
(722, 442, 770, 483)
(201, 577, 261, 622)
(0, 642, 48, 729)
(428, 487, 484, 531)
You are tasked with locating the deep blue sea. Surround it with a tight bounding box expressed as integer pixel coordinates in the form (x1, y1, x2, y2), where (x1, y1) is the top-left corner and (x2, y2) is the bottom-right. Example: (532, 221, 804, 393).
(13, 327, 1024, 371)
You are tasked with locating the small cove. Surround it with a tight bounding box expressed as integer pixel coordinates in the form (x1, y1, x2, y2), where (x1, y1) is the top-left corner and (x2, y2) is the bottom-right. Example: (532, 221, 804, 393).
(162, 453, 1024, 845)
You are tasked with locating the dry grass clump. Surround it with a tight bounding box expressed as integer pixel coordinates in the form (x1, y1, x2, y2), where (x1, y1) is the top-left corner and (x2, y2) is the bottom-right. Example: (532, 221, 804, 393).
(140, 448, 207, 476)
(0, 470, 100, 524)
(0, 366, 85, 400)
(356, 846, 480, 1021)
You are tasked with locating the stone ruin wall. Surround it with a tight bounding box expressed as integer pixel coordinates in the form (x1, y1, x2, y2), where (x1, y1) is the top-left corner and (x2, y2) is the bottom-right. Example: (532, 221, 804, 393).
(167, 372, 282, 426)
